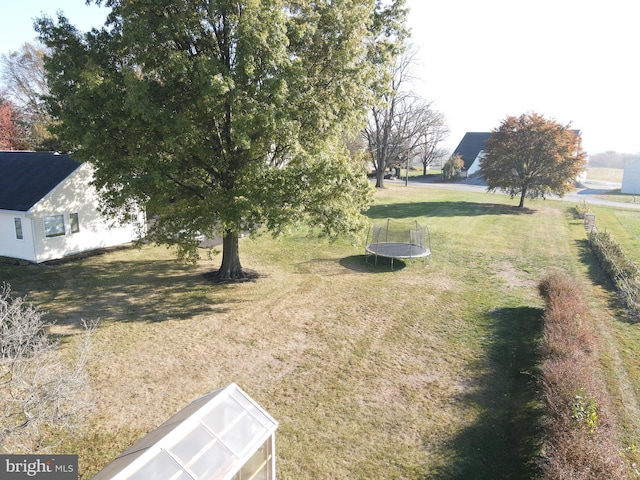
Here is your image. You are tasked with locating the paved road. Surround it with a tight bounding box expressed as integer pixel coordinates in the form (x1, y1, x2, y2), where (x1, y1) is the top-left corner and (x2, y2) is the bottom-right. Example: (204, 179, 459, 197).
(387, 177, 640, 211)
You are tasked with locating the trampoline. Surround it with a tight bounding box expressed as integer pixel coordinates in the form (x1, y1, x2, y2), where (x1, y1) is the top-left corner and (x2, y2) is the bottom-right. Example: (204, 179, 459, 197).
(365, 219, 431, 269)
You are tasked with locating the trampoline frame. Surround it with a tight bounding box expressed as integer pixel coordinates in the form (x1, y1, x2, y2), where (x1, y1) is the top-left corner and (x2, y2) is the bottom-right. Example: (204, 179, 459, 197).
(365, 219, 431, 269)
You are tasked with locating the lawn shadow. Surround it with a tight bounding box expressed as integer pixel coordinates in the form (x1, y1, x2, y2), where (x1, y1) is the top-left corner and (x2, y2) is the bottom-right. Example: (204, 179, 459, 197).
(339, 254, 408, 272)
(1, 258, 233, 328)
(367, 201, 535, 220)
(423, 306, 543, 479)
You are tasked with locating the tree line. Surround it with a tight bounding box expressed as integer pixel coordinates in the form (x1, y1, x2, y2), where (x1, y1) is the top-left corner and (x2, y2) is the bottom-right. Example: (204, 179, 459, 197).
(588, 151, 640, 169)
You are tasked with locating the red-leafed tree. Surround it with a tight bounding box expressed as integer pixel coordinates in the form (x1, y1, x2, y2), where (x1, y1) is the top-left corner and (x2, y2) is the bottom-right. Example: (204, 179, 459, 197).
(481, 112, 586, 208)
(0, 94, 27, 150)
(1, 43, 56, 150)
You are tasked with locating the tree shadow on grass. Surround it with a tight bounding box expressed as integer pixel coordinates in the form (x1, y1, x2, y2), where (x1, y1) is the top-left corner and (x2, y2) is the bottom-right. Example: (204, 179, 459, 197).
(1, 257, 234, 328)
(367, 201, 535, 220)
(423, 306, 543, 480)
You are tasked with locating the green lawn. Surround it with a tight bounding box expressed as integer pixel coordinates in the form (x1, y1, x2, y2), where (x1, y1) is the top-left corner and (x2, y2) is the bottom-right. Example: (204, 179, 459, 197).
(1, 185, 638, 478)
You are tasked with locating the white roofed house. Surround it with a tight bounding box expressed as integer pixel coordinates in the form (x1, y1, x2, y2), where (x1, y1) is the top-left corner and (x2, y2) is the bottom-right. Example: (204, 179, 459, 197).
(0, 151, 145, 263)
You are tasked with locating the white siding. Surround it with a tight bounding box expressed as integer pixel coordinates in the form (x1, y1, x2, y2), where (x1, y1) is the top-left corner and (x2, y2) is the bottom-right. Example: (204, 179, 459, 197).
(21, 163, 145, 263)
(0, 213, 36, 262)
(467, 151, 485, 176)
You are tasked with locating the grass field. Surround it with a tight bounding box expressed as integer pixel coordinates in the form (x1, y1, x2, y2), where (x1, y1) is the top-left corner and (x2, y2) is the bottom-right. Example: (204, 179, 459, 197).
(587, 166, 624, 183)
(2, 185, 640, 478)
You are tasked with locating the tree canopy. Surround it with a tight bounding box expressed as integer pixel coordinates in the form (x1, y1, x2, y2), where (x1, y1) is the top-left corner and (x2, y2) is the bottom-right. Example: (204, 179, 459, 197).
(36, 0, 403, 280)
(0, 94, 27, 150)
(1, 43, 56, 150)
(442, 153, 463, 181)
(481, 112, 586, 208)
(363, 45, 448, 188)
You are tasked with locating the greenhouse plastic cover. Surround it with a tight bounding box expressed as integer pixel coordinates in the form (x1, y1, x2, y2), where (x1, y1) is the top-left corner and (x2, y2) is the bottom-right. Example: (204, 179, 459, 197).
(91, 383, 278, 480)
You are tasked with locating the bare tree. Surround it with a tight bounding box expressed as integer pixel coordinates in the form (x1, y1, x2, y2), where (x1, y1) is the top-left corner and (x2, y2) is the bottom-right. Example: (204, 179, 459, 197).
(415, 107, 449, 175)
(363, 46, 448, 187)
(0, 43, 55, 150)
(364, 47, 413, 188)
(0, 283, 94, 452)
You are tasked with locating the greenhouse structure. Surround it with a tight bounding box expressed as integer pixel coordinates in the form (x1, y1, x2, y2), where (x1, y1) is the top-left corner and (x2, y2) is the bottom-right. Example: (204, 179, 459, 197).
(91, 383, 278, 480)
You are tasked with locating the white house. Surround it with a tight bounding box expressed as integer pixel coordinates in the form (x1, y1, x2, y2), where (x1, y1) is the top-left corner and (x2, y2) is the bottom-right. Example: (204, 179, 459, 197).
(0, 151, 145, 263)
(452, 132, 491, 177)
(621, 162, 640, 194)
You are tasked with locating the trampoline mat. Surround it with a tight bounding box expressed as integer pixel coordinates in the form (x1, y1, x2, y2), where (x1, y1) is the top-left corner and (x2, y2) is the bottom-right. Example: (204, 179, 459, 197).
(365, 242, 430, 259)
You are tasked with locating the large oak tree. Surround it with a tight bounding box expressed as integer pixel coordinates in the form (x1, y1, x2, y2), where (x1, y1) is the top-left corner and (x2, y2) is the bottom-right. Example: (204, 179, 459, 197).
(481, 112, 586, 208)
(36, 0, 401, 280)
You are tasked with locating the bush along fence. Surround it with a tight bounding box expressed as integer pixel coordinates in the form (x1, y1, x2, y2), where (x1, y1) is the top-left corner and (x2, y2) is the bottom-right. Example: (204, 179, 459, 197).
(587, 229, 640, 320)
(537, 271, 629, 478)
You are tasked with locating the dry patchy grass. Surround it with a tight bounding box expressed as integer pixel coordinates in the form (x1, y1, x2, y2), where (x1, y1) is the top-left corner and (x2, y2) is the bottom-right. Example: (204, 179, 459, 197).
(3, 186, 639, 479)
(587, 167, 624, 183)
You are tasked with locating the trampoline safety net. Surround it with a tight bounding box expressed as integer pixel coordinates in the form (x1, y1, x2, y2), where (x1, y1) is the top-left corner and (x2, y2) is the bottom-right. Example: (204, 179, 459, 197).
(365, 219, 431, 268)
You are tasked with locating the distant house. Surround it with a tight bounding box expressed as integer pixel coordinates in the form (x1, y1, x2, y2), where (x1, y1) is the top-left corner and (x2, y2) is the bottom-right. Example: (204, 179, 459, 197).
(452, 132, 491, 177)
(621, 162, 640, 194)
(0, 151, 145, 263)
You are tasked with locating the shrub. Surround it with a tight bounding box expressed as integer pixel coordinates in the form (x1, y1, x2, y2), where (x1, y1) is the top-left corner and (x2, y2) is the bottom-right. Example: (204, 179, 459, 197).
(537, 271, 629, 478)
(0, 283, 95, 452)
(0, 284, 50, 359)
(587, 230, 640, 317)
(442, 154, 464, 180)
(574, 199, 591, 219)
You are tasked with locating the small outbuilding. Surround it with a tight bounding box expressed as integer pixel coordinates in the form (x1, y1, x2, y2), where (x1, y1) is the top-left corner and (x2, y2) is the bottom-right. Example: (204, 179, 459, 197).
(0, 151, 145, 263)
(621, 162, 640, 194)
(91, 383, 278, 480)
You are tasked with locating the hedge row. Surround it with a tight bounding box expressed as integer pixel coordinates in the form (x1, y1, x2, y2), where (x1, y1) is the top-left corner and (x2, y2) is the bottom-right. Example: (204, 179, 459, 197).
(587, 229, 640, 318)
(537, 271, 629, 479)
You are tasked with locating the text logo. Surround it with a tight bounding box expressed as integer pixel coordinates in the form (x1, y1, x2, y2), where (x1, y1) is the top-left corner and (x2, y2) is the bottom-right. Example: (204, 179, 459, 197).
(0, 455, 78, 479)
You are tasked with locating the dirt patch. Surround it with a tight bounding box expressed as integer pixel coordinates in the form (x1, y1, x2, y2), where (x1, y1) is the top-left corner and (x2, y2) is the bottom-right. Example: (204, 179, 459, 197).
(493, 261, 536, 289)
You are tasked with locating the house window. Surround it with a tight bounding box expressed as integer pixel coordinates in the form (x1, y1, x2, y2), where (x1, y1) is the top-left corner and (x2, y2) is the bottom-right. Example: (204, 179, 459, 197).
(14, 218, 23, 240)
(44, 214, 65, 238)
(70, 213, 80, 233)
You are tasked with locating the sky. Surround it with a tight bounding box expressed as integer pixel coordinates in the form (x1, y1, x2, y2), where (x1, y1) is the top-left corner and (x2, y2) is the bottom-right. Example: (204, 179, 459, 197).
(1, 0, 638, 155)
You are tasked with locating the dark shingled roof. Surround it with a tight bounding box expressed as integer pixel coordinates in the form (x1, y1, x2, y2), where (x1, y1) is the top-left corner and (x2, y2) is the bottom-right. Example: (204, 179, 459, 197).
(0, 151, 81, 212)
(453, 132, 491, 171)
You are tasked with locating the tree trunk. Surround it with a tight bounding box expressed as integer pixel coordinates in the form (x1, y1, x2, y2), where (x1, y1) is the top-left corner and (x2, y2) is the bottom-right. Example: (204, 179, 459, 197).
(215, 230, 244, 279)
(518, 190, 526, 208)
(375, 170, 384, 188)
